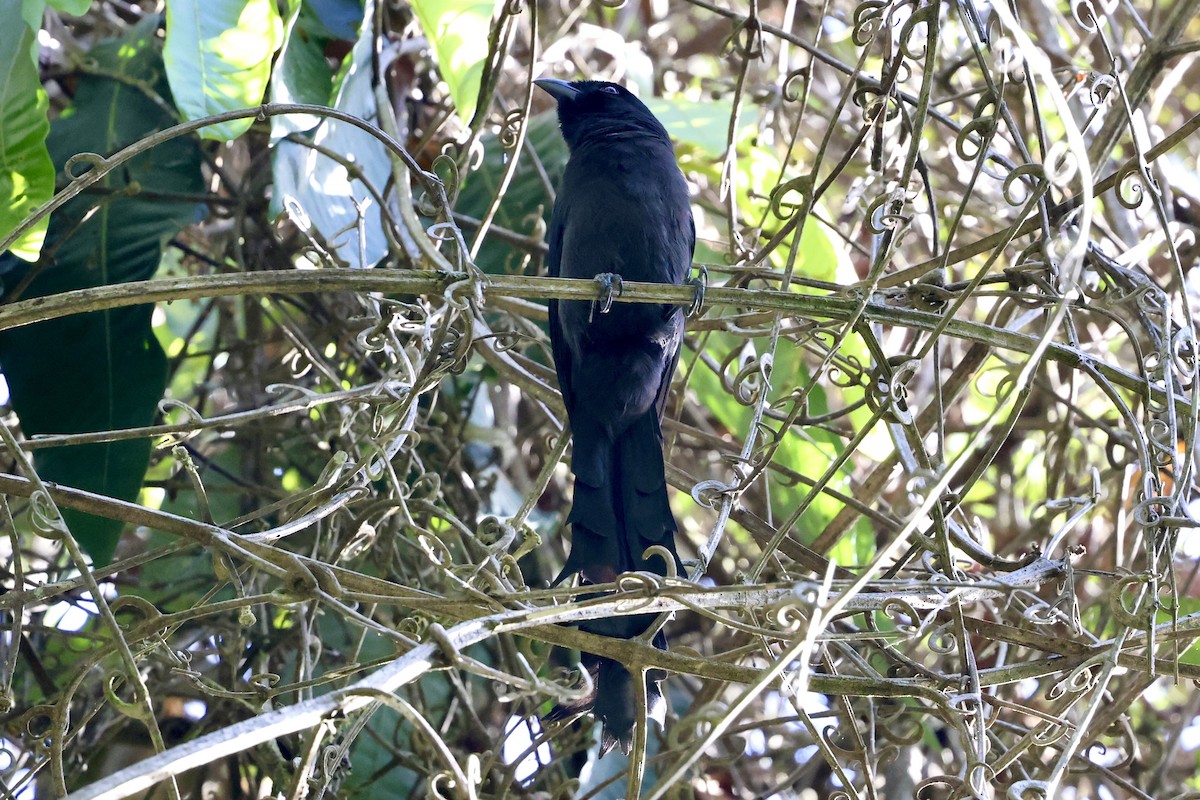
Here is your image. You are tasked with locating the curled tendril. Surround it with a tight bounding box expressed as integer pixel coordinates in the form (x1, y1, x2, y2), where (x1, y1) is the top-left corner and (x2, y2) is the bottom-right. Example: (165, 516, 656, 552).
(821, 720, 864, 758)
(503, 0, 523, 13)
(866, 188, 912, 235)
(1132, 495, 1173, 528)
(926, 624, 958, 654)
(899, 3, 936, 60)
(423, 154, 460, 216)
(906, 469, 938, 507)
(1023, 601, 1063, 625)
(852, 84, 900, 125)
(356, 320, 392, 353)
(642, 544, 679, 578)
(782, 67, 810, 101)
(396, 615, 429, 639)
(719, 344, 770, 406)
(110, 595, 163, 628)
(104, 674, 151, 721)
(477, 516, 517, 554)
(956, 114, 996, 161)
(157, 397, 205, 425)
(880, 597, 922, 634)
(691, 478, 740, 509)
(416, 532, 454, 568)
(1003, 164, 1046, 206)
(1072, 0, 1100, 32)
(917, 776, 965, 799)
(730, 15, 765, 58)
(1172, 327, 1198, 378)
(947, 690, 982, 720)
(964, 762, 998, 800)
(1087, 72, 1117, 106)
(852, 0, 889, 46)
(772, 599, 809, 632)
(499, 108, 525, 150)
(489, 329, 529, 354)
(769, 174, 812, 220)
(23, 706, 56, 743)
(428, 771, 472, 800)
(29, 490, 65, 539)
(866, 356, 920, 425)
(826, 354, 869, 388)
(1044, 141, 1079, 187)
(1011, 241, 1051, 274)
(1103, 430, 1136, 470)
(1031, 721, 1070, 746)
(1114, 161, 1158, 209)
(615, 570, 665, 602)
(1133, 283, 1168, 316)
(64, 152, 108, 180)
(1049, 656, 1105, 699)
(282, 347, 314, 379)
(1008, 780, 1050, 800)
(1147, 420, 1176, 467)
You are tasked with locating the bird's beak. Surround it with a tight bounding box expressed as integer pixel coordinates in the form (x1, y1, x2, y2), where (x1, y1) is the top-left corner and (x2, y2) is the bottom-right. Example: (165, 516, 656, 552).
(534, 78, 580, 102)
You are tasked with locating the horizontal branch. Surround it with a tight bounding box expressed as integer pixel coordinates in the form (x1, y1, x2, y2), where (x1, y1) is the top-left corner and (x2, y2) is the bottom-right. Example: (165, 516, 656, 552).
(0, 269, 1175, 409)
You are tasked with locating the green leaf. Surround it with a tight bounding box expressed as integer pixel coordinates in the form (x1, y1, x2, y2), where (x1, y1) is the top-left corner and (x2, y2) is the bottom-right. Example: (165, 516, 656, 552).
(645, 97, 757, 158)
(689, 331, 861, 550)
(0, 19, 204, 566)
(0, 11, 53, 261)
(269, 0, 335, 139)
(163, 0, 284, 141)
(411, 0, 497, 123)
(46, 0, 91, 14)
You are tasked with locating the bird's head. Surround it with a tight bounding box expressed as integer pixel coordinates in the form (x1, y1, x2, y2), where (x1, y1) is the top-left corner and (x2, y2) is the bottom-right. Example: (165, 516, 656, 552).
(534, 78, 672, 150)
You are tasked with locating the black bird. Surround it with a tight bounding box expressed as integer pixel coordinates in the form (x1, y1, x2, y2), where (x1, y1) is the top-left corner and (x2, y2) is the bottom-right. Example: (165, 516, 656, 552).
(535, 77, 695, 754)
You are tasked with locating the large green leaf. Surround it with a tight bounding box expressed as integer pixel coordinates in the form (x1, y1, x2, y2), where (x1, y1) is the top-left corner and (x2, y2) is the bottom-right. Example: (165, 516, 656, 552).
(46, 0, 91, 14)
(163, 0, 284, 141)
(0, 19, 204, 566)
(644, 97, 757, 158)
(411, 0, 497, 123)
(269, 0, 335, 140)
(0, 8, 53, 262)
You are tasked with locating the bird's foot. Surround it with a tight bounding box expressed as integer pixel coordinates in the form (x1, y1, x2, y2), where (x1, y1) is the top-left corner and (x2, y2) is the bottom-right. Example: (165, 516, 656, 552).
(589, 273, 624, 322)
(686, 265, 708, 318)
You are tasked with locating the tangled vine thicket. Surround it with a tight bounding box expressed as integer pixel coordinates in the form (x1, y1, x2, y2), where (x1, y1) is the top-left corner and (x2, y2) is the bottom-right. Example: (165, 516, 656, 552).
(3, 0, 1200, 798)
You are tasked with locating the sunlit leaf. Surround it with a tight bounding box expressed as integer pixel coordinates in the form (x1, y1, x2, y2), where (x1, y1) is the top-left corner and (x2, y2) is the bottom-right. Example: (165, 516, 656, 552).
(411, 0, 498, 123)
(0, 13, 53, 261)
(164, 0, 284, 141)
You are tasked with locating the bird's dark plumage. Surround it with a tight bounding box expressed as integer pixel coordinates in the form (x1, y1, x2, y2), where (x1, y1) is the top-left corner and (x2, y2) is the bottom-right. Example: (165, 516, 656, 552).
(536, 78, 694, 754)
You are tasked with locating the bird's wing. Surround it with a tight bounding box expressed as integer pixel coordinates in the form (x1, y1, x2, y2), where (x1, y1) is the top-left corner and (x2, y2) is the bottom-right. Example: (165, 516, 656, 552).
(546, 199, 574, 415)
(651, 210, 695, 420)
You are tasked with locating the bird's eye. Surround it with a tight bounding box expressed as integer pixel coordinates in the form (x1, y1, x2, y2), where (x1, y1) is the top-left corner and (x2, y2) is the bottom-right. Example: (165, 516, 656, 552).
(601, 85, 620, 95)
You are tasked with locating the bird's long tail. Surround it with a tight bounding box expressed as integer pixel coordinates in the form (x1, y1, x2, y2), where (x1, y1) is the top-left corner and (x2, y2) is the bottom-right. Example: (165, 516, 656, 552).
(552, 409, 680, 754)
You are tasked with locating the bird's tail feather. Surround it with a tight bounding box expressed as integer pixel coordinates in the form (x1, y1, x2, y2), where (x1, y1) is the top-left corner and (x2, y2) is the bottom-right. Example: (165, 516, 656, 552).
(550, 409, 680, 751)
